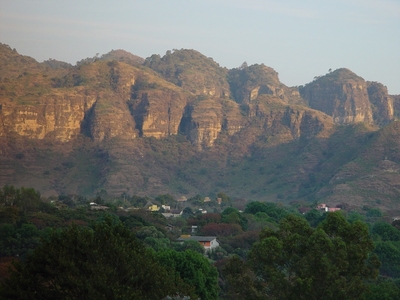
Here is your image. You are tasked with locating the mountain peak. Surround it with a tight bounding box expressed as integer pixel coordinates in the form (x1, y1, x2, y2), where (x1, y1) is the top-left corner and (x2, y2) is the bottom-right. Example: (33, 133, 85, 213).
(315, 68, 364, 83)
(100, 49, 144, 65)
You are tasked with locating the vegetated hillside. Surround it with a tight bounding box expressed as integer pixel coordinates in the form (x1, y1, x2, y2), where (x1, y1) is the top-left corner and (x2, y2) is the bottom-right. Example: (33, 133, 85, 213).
(144, 49, 230, 97)
(98, 49, 144, 66)
(1, 43, 400, 211)
(319, 121, 400, 212)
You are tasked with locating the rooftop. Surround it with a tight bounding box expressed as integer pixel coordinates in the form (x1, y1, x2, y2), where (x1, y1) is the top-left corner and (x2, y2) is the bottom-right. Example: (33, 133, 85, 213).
(177, 236, 216, 242)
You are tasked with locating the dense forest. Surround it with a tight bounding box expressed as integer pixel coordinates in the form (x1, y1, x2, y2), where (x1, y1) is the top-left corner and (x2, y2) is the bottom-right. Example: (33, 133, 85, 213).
(1, 186, 400, 299)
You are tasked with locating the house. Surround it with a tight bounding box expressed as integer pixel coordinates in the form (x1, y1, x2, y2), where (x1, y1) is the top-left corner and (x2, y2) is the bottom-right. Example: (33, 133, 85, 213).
(328, 207, 341, 212)
(177, 235, 219, 252)
(162, 205, 171, 211)
(162, 209, 182, 218)
(177, 196, 187, 202)
(316, 204, 341, 212)
(90, 204, 109, 210)
(148, 204, 160, 212)
(203, 197, 211, 203)
(143, 200, 160, 211)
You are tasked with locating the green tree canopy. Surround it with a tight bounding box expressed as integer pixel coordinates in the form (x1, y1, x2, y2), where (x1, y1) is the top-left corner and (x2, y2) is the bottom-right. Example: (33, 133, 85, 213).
(155, 194, 175, 205)
(0, 218, 195, 299)
(157, 249, 219, 300)
(226, 212, 380, 300)
(366, 277, 400, 300)
(244, 201, 288, 223)
(304, 208, 323, 227)
(372, 222, 400, 241)
(0, 185, 41, 213)
(374, 241, 400, 277)
(222, 255, 265, 300)
(221, 207, 248, 230)
(174, 240, 205, 254)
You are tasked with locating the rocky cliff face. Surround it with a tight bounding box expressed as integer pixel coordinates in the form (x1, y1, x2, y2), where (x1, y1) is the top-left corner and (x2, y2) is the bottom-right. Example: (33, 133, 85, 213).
(1, 46, 394, 153)
(87, 93, 138, 141)
(0, 90, 96, 142)
(130, 88, 187, 139)
(300, 69, 374, 125)
(282, 107, 333, 140)
(180, 98, 244, 149)
(144, 49, 230, 98)
(394, 95, 400, 119)
(0, 56, 142, 143)
(367, 81, 394, 126)
(2, 44, 400, 204)
(228, 64, 304, 105)
(186, 99, 223, 149)
(245, 95, 333, 143)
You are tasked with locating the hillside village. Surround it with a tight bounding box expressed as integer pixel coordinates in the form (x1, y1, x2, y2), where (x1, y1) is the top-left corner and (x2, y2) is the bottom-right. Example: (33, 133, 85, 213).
(2, 184, 400, 299)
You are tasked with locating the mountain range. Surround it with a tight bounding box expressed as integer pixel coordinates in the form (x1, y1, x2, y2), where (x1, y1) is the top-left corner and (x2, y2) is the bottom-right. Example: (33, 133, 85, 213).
(1, 43, 400, 212)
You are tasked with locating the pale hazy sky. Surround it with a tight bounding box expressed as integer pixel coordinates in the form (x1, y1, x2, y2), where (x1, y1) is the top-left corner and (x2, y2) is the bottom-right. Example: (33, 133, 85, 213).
(1, 0, 399, 93)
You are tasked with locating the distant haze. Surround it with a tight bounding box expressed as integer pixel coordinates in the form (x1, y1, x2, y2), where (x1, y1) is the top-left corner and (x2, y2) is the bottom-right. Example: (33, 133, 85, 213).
(1, 0, 399, 94)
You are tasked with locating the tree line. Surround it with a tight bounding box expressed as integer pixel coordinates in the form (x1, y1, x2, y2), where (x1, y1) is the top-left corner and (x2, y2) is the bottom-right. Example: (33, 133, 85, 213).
(1, 185, 400, 299)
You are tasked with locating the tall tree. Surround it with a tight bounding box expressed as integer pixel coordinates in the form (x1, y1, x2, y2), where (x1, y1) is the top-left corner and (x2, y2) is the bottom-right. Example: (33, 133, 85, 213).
(0, 218, 195, 300)
(227, 213, 380, 300)
(222, 255, 266, 300)
(0, 186, 41, 213)
(157, 249, 219, 300)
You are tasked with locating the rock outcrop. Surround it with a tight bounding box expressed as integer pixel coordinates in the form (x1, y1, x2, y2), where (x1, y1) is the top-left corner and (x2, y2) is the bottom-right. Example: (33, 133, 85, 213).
(300, 68, 374, 125)
(0, 91, 96, 142)
(246, 95, 333, 143)
(186, 99, 223, 149)
(366, 81, 394, 126)
(144, 49, 230, 98)
(87, 93, 138, 141)
(394, 95, 400, 119)
(282, 107, 333, 140)
(228, 63, 304, 105)
(130, 88, 187, 139)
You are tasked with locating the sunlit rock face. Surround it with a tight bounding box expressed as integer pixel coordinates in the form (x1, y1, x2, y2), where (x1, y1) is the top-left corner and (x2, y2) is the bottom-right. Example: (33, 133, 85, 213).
(129, 89, 187, 139)
(0, 93, 96, 141)
(367, 81, 394, 126)
(300, 68, 374, 125)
